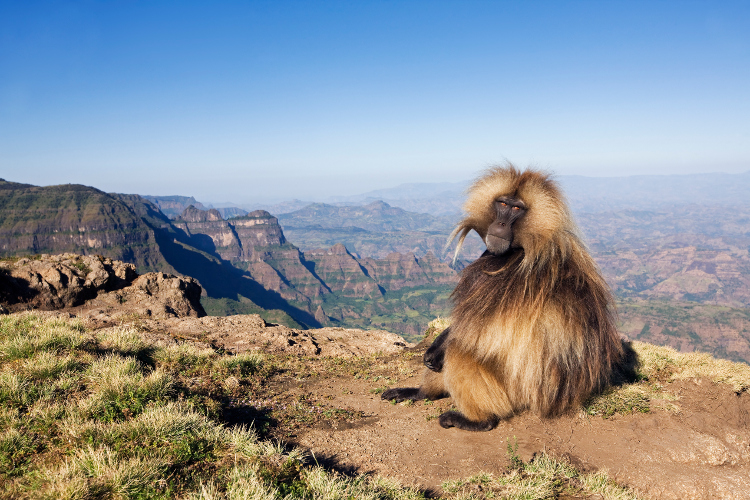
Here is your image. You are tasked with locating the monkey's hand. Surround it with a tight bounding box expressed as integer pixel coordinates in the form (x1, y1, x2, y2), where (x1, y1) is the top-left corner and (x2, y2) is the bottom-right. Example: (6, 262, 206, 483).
(423, 347, 445, 372)
(424, 326, 450, 372)
(381, 388, 421, 403)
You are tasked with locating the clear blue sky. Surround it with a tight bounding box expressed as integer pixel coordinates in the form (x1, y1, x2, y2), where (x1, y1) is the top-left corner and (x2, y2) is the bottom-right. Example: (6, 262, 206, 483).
(1, 1, 748, 203)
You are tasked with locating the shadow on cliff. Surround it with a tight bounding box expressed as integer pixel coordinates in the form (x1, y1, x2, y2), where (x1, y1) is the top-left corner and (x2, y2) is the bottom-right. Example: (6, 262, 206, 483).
(153, 231, 321, 329)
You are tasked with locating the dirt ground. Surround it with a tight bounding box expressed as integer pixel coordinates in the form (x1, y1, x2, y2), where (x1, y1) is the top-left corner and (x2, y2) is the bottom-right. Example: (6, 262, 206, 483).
(251, 354, 750, 500)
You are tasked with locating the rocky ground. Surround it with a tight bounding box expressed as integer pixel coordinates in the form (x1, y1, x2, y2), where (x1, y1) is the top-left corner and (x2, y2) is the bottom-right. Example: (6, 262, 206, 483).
(0, 253, 204, 320)
(2, 254, 749, 499)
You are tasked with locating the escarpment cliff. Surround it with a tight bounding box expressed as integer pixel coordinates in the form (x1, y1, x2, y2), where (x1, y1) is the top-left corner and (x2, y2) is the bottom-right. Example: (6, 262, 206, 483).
(172, 206, 457, 335)
(0, 181, 458, 336)
(174, 207, 330, 303)
(0, 180, 170, 272)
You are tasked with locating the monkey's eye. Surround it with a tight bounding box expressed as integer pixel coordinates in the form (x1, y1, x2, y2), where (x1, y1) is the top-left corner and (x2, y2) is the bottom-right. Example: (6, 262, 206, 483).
(512, 206, 520, 210)
(500, 202, 507, 206)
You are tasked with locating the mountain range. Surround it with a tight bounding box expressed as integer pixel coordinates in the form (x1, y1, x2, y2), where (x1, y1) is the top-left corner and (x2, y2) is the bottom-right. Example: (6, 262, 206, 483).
(2, 173, 750, 360)
(0, 179, 456, 337)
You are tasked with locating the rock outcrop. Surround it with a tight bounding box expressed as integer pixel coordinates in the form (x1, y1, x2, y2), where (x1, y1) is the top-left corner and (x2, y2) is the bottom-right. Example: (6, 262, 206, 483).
(0, 253, 205, 321)
(135, 314, 412, 357)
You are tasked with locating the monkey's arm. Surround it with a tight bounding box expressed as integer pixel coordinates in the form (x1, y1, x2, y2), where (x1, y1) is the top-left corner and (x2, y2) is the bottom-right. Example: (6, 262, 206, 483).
(381, 370, 448, 403)
(423, 326, 450, 372)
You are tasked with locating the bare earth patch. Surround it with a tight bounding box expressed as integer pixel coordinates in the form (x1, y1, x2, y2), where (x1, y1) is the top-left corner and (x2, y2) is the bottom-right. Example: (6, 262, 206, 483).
(280, 363, 750, 499)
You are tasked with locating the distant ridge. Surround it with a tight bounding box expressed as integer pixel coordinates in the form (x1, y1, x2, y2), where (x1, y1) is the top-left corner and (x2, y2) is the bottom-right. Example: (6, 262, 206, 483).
(266, 170, 750, 216)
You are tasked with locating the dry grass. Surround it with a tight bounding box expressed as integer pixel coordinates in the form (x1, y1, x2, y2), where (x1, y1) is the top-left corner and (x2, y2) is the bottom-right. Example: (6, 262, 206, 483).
(422, 316, 451, 343)
(633, 341, 750, 392)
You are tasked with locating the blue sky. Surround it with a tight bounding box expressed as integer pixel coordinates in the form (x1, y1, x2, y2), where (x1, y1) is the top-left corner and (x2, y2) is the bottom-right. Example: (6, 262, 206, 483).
(1, 1, 748, 204)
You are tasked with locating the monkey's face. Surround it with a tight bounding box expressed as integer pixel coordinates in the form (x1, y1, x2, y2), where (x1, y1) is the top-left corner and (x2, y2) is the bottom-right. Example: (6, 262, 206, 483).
(485, 196, 526, 255)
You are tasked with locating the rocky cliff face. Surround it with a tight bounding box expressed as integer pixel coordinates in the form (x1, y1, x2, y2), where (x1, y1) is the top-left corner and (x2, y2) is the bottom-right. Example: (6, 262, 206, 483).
(0, 181, 166, 271)
(303, 244, 383, 298)
(173, 205, 244, 259)
(360, 251, 456, 291)
(174, 207, 329, 304)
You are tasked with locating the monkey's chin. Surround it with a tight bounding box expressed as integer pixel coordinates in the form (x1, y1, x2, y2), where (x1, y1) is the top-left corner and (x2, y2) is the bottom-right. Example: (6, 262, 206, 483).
(485, 235, 511, 255)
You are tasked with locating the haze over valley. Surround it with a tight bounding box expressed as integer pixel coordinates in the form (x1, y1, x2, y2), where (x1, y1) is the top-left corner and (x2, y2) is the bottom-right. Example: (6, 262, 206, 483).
(2, 171, 749, 363)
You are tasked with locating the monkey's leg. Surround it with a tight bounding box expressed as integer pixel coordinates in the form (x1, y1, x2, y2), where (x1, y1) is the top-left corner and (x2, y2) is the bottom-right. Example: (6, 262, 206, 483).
(440, 351, 511, 432)
(381, 369, 448, 403)
(423, 326, 450, 372)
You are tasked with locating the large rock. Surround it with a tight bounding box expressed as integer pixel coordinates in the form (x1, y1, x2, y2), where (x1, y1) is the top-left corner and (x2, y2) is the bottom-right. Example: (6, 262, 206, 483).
(0, 253, 205, 320)
(0, 253, 135, 309)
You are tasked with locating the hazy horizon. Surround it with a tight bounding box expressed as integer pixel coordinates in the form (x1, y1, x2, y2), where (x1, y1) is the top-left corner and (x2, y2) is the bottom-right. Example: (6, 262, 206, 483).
(2, 1, 749, 203)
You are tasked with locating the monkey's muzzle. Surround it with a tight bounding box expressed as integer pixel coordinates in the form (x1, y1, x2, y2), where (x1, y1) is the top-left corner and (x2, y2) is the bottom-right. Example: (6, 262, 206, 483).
(485, 234, 512, 255)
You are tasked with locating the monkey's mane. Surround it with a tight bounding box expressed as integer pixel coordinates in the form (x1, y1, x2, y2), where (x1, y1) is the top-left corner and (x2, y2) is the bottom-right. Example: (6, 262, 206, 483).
(448, 165, 620, 409)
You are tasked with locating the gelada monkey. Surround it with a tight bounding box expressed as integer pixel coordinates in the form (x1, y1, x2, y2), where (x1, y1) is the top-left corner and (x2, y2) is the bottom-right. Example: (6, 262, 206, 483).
(382, 165, 623, 431)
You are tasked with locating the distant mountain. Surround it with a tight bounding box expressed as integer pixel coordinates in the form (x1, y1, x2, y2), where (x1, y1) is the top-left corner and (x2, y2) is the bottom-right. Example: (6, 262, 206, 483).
(277, 200, 484, 261)
(278, 201, 453, 232)
(143, 195, 206, 219)
(217, 207, 249, 219)
(295, 170, 750, 216)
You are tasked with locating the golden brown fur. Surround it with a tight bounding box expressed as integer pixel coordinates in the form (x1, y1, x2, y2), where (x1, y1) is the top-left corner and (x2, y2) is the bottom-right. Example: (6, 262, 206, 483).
(383, 164, 624, 429)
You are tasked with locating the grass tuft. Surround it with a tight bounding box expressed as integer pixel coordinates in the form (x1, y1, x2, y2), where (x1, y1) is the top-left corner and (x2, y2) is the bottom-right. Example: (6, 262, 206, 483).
(442, 452, 644, 500)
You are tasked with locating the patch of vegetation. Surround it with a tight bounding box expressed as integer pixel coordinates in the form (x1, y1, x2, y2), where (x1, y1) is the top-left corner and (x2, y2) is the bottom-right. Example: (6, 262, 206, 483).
(69, 259, 92, 275)
(584, 385, 651, 418)
(633, 340, 750, 392)
(422, 316, 451, 344)
(442, 452, 645, 500)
